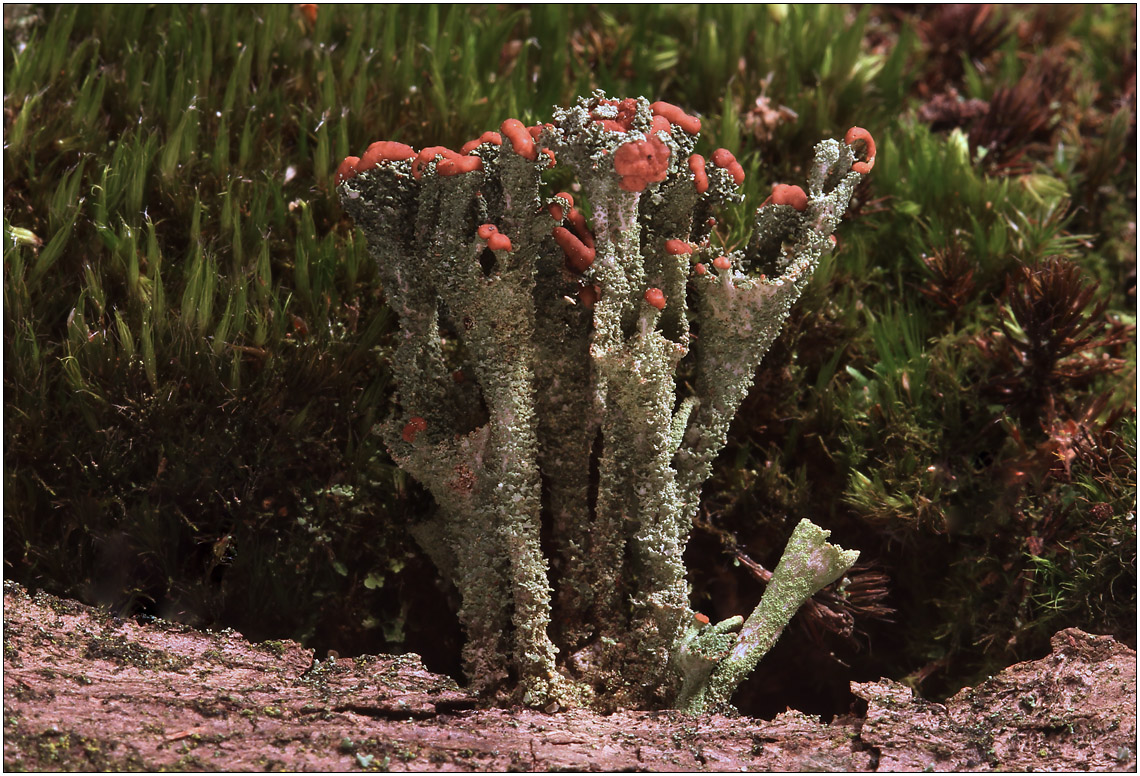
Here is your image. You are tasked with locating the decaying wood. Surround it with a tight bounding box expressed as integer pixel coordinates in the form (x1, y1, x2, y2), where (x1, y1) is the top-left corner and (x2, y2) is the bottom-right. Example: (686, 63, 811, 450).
(3, 580, 1135, 771)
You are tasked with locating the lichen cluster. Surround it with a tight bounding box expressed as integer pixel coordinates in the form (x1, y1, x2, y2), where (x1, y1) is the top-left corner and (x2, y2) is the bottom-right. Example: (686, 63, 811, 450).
(337, 92, 870, 712)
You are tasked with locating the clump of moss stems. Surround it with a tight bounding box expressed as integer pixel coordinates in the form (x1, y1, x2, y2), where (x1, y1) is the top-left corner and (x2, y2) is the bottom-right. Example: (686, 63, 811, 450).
(4, 5, 1134, 713)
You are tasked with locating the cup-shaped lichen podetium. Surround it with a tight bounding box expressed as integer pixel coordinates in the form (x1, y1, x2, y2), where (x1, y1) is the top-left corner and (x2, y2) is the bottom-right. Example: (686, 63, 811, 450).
(336, 91, 871, 711)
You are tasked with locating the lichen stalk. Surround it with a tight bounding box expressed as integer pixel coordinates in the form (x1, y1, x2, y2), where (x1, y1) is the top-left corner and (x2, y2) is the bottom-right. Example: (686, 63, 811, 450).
(678, 519, 859, 714)
(337, 92, 872, 711)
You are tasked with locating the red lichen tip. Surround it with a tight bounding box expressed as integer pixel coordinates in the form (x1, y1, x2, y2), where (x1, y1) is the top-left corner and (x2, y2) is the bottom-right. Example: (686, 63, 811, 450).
(763, 183, 808, 211)
(412, 146, 460, 179)
(590, 98, 639, 133)
(844, 126, 876, 174)
(459, 131, 503, 155)
(613, 136, 671, 193)
(713, 255, 731, 271)
(437, 155, 482, 176)
(357, 141, 417, 173)
(645, 287, 666, 310)
(477, 223, 512, 251)
(650, 101, 701, 134)
(487, 233, 512, 252)
(298, 4, 318, 25)
(711, 148, 745, 185)
(335, 156, 360, 185)
(688, 154, 709, 194)
(694, 612, 710, 624)
(527, 123, 553, 140)
(711, 148, 736, 166)
(650, 114, 672, 136)
(694, 262, 708, 276)
(594, 119, 628, 133)
(553, 226, 596, 273)
(402, 416, 427, 443)
(500, 118, 538, 161)
(549, 191, 574, 222)
(567, 208, 595, 249)
(665, 239, 692, 256)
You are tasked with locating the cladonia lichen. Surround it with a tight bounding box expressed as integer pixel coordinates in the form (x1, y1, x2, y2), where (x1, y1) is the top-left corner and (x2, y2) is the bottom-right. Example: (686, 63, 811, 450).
(336, 92, 871, 713)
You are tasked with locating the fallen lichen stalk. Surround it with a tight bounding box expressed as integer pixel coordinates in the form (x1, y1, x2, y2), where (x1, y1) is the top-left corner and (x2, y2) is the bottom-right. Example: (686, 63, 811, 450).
(336, 92, 872, 712)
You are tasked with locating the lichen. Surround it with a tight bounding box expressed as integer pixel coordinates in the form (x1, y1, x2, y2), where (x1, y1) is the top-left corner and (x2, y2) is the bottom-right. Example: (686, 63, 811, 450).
(337, 91, 869, 711)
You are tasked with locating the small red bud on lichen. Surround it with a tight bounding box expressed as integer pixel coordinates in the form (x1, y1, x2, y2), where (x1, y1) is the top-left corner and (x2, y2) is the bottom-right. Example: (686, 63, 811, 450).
(459, 131, 503, 155)
(694, 262, 707, 275)
(713, 255, 731, 271)
(711, 148, 745, 185)
(542, 148, 557, 167)
(412, 146, 460, 179)
(594, 119, 628, 133)
(357, 141, 417, 173)
(688, 154, 708, 194)
(613, 136, 671, 192)
(665, 239, 692, 255)
(549, 192, 574, 222)
(710, 148, 735, 167)
(554, 226, 596, 273)
(645, 287, 666, 310)
(500, 118, 538, 161)
(477, 223, 511, 251)
(335, 156, 360, 185)
(592, 99, 639, 132)
(615, 98, 639, 126)
(762, 183, 808, 211)
(437, 155, 482, 176)
(844, 126, 876, 174)
(402, 416, 427, 443)
(487, 233, 512, 251)
(567, 208, 595, 249)
(650, 115, 672, 136)
(650, 101, 701, 134)
(527, 123, 553, 140)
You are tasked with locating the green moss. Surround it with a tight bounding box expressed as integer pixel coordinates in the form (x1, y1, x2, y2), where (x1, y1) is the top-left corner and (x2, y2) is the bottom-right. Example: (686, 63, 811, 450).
(83, 636, 192, 672)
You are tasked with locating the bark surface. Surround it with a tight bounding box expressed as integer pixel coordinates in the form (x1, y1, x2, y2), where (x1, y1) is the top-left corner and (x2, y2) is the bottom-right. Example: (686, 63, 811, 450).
(3, 581, 1134, 771)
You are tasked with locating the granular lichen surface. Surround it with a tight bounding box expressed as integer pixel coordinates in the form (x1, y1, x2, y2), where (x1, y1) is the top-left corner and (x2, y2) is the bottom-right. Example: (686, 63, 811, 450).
(337, 92, 871, 711)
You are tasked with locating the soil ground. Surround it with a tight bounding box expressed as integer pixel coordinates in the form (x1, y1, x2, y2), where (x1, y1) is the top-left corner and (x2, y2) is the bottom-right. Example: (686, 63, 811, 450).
(3, 580, 1135, 771)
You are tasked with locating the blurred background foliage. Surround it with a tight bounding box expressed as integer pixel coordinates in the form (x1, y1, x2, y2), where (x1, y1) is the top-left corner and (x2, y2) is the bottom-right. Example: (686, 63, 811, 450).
(4, 4, 1134, 717)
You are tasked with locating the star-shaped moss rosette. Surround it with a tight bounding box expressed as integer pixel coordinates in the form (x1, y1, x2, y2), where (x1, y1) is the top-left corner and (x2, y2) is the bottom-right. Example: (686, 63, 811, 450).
(336, 91, 872, 711)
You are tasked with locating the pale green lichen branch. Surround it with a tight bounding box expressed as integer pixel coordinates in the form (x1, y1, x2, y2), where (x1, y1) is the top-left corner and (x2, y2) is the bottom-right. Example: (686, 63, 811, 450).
(677, 518, 860, 715)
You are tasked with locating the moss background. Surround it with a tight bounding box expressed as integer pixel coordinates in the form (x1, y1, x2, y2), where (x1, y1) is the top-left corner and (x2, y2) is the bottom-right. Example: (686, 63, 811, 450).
(4, 5, 1135, 718)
